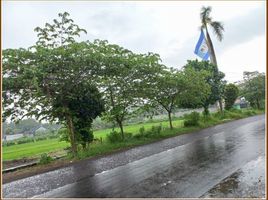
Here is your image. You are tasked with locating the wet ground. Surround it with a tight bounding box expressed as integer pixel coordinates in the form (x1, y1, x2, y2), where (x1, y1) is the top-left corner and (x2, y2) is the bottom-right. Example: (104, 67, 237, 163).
(202, 156, 265, 198)
(3, 115, 265, 198)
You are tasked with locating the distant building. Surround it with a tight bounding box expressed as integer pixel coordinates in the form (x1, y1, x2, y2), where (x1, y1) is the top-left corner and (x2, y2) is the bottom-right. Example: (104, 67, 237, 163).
(35, 126, 49, 134)
(233, 97, 249, 109)
(4, 133, 24, 141)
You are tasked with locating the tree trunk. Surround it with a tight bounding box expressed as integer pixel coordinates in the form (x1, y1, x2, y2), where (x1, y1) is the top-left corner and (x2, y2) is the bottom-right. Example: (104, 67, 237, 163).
(205, 26, 224, 113)
(204, 105, 209, 116)
(66, 115, 77, 155)
(168, 111, 173, 129)
(256, 99, 260, 109)
(205, 26, 217, 67)
(117, 119, 124, 140)
(219, 99, 223, 113)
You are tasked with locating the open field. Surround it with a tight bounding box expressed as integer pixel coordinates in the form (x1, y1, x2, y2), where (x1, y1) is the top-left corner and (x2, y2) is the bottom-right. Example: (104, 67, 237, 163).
(3, 139, 69, 161)
(3, 118, 184, 161)
(93, 119, 184, 139)
(3, 109, 264, 161)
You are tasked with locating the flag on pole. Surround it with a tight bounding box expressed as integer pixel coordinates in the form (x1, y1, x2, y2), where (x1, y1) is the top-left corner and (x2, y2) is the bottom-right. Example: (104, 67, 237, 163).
(194, 30, 210, 60)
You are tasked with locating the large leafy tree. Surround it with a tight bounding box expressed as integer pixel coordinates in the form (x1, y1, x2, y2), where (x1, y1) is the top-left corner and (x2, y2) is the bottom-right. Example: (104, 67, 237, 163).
(94, 40, 159, 139)
(3, 12, 104, 154)
(224, 83, 239, 110)
(142, 67, 210, 129)
(183, 60, 225, 115)
(239, 71, 265, 109)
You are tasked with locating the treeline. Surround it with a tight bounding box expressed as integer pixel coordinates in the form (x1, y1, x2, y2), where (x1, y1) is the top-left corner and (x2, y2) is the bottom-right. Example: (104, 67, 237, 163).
(2, 12, 265, 155)
(3, 118, 60, 135)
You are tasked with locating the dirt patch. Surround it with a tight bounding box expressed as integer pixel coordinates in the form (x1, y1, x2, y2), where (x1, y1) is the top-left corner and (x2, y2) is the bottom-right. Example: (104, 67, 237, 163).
(3, 158, 37, 170)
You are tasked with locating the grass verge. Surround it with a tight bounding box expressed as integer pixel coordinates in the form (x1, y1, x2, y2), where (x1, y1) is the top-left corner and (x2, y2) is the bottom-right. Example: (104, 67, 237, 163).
(3, 108, 264, 161)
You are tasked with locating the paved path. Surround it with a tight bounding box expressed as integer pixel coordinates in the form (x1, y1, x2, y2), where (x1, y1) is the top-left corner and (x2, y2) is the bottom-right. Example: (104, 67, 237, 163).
(3, 115, 265, 198)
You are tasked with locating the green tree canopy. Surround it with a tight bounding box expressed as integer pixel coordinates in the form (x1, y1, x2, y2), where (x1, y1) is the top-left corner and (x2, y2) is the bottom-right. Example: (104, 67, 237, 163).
(183, 59, 226, 115)
(3, 13, 104, 154)
(239, 71, 265, 109)
(224, 83, 239, 110)
(140, 66, 210, 129)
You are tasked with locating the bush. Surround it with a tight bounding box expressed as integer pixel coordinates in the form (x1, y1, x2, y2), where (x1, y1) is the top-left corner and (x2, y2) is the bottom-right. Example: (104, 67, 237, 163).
(223, 110, 242, 119)
(3, 140, 16, 146)
(35, 136, 47, 141)
(134, 125, 162, 139)
(139, 126, 145, 135)
(151, 125, 162, 135)
(107, 130, 123, 143)
(39, 153, 53, 165)
(124, 132, 133, 140)
(17, 137, 34, 144)
(243, 109, 257, 116)
(184, 112, 200, 127)
(77, 129, 94, 149)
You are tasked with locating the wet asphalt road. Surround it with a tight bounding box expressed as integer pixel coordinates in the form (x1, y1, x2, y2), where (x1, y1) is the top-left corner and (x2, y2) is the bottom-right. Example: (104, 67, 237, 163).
(3, 115, 265, 198)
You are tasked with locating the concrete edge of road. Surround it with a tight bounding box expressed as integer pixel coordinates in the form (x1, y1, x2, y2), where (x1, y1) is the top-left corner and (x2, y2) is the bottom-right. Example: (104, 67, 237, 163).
(2, 156, 64, 174)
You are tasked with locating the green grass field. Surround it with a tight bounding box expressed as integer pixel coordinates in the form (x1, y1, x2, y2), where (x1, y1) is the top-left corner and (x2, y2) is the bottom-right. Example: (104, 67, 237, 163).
(3, 108, 263, 161)
(3, 139, 69, 161)
(93, 119, 184, 139)
(2, 118, 184, 161)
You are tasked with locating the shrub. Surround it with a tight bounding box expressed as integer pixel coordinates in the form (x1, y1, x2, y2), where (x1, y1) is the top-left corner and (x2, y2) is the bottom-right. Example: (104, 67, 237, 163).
(223, 110, 242, 119)
(134, 125, 162, 139)
(139, 126, 145, 135)
(107, 130, 122, 143)
(151, 125, 162, 135)
(39, 153, 53, 165)
(3, 140, 16, 146)
(243, 109, 257, 116)
(124, 132, 133, 140)
(35, 136, 47, 141)
(77, 129, 94, 149)
(17, 137, 34, 144)
(184, 112, 200, 127)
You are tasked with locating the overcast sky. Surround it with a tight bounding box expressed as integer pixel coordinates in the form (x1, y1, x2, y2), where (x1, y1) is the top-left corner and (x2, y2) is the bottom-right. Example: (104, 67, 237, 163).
(2, 1, 266, 82)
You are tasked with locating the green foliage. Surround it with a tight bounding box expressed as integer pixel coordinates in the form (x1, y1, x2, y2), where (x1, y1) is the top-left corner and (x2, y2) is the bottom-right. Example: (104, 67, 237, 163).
(98, 41, 164, 139)
(107, 130, 123, 143)
(139, 126, 145, 135)
(3, 109, 263, 161)
(16, 137, 35, 144)
(134, 124, 162, 139)
(2, 140, 16, 147)
(39, 153, 53, 165)
(142, 65, 210, 129)
(77, 129, 94, 149)
(224, 83, 239, 110)
(184, 112, 200, 127)
(184, 60, 226, 114)
(239, 71, 265, 109)
(34, 12, 87, 48)
(58, 128, 70, 142)
(3, 13, 104, 155)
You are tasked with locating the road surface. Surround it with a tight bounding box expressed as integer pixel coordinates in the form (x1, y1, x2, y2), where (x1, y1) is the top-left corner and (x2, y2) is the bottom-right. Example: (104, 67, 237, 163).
(3, 115, 265, 198)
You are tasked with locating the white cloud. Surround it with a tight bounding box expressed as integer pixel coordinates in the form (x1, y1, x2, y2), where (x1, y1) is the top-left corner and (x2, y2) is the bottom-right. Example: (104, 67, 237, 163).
(218, 35, 266, 83)
(2, 1, 266, 82)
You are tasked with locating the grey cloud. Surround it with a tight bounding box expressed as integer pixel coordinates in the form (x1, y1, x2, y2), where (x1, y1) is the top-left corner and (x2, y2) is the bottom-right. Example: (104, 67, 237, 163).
(163, 4, 265, 69)
(213, 4, 265, 54)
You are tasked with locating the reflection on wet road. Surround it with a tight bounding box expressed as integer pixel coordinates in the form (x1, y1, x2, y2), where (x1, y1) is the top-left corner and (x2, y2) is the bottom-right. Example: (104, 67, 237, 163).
(3, 115, 265, 198)
(202, 156, 265, 198)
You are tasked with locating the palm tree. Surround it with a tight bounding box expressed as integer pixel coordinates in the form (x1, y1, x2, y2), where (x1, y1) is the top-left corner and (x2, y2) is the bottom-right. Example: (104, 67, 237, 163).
(200, 6, 225, 112)
(200, 6, 224, 67)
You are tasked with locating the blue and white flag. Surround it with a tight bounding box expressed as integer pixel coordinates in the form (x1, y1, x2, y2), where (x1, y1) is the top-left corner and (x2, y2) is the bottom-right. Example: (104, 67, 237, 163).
(194, 30, 210, 60)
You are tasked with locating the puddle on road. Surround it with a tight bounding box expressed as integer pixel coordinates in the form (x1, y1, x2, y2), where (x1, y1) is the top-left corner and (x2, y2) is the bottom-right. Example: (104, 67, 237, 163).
(202, 156, 265, 198)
